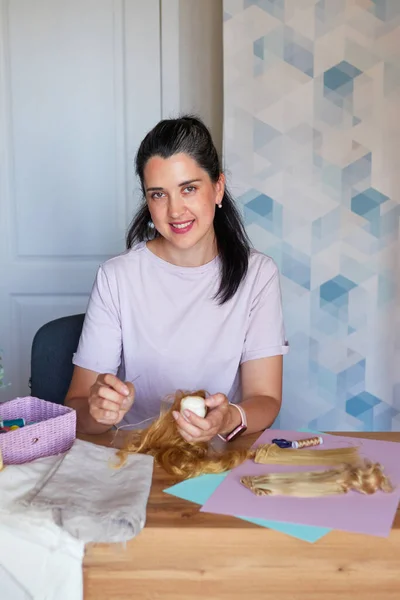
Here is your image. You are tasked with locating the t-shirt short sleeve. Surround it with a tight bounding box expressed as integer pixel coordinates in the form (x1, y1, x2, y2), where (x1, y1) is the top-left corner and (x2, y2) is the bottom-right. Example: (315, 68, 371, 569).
(72, 265, 122, 375)
(241, 258, 289, 364)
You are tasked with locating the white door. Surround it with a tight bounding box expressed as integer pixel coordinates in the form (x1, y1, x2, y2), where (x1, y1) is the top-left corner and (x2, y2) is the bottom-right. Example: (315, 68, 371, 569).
(0, 0, 162, 400)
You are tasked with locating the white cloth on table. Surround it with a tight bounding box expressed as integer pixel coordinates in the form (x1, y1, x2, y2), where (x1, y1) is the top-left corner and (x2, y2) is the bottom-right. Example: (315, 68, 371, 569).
(0, 438, 154, 599)
(20, 439, 154, 543)
(0, 565, 33, 600)
(0, 455, 84, 600)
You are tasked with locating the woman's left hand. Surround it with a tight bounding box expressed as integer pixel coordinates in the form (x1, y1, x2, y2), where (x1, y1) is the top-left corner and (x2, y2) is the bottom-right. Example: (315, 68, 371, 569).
(172, 393, 230, 443)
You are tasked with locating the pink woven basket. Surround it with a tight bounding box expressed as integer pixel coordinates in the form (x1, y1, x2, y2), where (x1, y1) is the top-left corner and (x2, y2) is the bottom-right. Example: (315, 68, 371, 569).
(0, 396, 76, 465)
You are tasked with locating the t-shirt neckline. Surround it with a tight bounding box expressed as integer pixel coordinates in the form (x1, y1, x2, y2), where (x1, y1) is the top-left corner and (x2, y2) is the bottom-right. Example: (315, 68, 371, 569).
(141, 241, 219, 275)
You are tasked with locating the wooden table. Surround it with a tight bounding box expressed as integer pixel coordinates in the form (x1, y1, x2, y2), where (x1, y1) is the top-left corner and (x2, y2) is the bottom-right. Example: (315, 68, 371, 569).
(81, 431, 400, 599)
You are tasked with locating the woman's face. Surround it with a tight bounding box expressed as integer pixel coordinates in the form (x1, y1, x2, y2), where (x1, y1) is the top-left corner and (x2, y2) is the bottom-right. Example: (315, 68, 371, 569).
(143, 153, 224, 253)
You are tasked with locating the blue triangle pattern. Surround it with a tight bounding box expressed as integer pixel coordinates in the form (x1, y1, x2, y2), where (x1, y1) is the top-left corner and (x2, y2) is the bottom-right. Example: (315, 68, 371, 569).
(224, 0, 400, 431)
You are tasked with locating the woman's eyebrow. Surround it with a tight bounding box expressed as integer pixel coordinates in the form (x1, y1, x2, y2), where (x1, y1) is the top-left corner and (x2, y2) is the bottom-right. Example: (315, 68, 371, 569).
(146, 178, 202, 192)
(179, 178, 202, 186)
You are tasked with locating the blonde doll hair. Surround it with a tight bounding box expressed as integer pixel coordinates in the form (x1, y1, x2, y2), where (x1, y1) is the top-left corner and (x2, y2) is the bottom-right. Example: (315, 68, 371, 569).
(254, 443, 360, 466)
(117, 390, 250, 478)
(241, 462, 394, 497)
(116, 390, 365, 480)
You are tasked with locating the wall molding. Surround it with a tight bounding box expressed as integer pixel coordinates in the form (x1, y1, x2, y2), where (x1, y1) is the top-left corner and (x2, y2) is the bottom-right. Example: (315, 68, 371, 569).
(160, 0, 180, 118)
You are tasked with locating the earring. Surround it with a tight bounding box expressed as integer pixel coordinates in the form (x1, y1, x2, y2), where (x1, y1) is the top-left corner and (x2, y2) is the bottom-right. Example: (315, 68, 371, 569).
(148, 221, 155, 229)
(217, 203, 222, 209)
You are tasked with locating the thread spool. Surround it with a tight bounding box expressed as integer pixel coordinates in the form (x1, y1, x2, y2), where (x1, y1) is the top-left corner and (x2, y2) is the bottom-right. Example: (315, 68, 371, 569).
(292, 436, 323, 449)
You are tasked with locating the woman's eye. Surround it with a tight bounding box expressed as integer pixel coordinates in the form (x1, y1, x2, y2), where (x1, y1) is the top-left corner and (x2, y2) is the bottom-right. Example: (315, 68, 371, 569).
(183, 186, 196, 194)
(151, 192, 165, 200)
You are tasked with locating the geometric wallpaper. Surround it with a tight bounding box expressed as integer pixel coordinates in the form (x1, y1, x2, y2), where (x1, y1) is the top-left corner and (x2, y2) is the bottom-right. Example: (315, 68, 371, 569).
(223, 0, 400, 430)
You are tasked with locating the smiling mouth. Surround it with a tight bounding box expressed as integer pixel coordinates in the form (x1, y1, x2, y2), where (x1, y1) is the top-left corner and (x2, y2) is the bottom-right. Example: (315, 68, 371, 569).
(169, 220, 195, 233)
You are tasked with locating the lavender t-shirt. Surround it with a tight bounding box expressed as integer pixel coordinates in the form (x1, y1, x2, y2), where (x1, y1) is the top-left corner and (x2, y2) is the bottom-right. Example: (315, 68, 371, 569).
(73, 242, 289, 425)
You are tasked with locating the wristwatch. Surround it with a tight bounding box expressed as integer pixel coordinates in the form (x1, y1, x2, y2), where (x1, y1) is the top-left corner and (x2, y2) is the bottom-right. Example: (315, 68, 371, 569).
(218, 403, 247, 442)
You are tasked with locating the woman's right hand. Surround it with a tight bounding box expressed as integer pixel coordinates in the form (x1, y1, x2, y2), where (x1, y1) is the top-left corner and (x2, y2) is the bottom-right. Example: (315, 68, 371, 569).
(88, 373, 135, 426)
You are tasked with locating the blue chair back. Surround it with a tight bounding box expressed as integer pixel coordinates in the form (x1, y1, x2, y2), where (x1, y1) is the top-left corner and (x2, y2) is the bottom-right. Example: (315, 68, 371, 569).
(30, 314, 85, 404)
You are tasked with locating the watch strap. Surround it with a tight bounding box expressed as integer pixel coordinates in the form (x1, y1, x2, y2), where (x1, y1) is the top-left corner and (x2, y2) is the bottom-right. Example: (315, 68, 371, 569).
(218, 403, 247, 442)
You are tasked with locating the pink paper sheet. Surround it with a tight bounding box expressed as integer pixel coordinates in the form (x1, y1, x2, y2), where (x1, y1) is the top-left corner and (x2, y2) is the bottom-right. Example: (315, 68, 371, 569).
(201, 430, 400, 537)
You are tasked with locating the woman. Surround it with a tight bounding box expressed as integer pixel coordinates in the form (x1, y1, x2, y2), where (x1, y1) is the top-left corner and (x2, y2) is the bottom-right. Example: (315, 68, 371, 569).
(65, 115, 288, 443)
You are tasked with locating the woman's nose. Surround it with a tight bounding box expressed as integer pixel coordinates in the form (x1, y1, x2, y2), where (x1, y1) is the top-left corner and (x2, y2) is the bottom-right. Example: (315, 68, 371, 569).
(168, 193, 186, 219)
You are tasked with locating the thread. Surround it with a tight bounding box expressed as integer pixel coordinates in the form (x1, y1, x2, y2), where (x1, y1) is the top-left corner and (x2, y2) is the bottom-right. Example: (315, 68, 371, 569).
(292, 436, 323, 449)
(114, 416, 157, 434)
(112, 374, 148, 435)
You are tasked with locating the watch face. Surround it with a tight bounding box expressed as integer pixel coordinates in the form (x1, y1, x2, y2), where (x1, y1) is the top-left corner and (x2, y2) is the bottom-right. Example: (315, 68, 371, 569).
(227, 424, 247, 441)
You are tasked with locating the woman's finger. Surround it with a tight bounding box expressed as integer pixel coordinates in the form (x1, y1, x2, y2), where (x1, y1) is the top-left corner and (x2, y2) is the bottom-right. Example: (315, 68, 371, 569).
(96, 385, 125, 406)
(99, 373, 130, 397)
(124, 381, 135, 403)
(93, 396, 122, 413)
(178, 428, 194, 443)
(173, 411, 205, 439)
(90, 406, 119, 424)
(204, 393, 228, 409)
(181, 409, 213, 431)
(178, 427, 216, 444)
